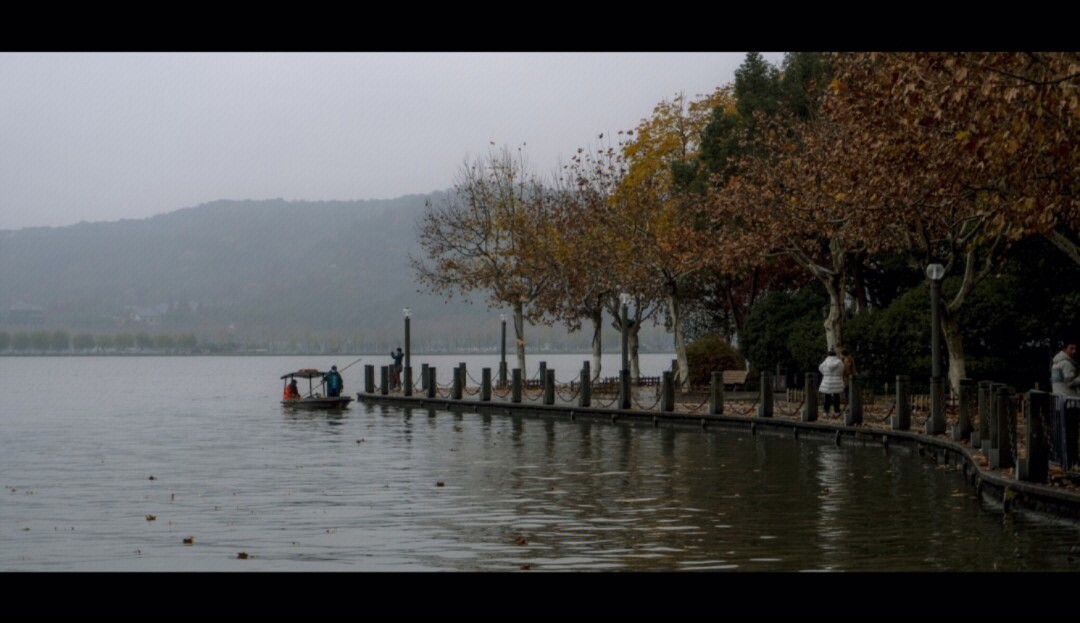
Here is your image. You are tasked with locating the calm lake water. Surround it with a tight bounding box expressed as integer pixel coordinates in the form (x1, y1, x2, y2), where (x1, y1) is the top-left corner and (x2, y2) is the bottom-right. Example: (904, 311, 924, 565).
(3, 354, 1080, 571)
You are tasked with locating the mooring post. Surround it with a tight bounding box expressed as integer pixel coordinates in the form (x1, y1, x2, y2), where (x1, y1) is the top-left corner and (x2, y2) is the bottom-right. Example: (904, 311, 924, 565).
(452, 365, 463, 400)
(364, 364, 374, 394)
(845, 375, 863, 426)
(710, 371, 724, 415)
(512, 368, 522, 404)
(481, 367, 491, 402)
(974, 380, 991, 448)
(1019, 390, 1050, 483)
(620, 369, 631, 410)
(404, 365, 413, 397)
(380, 366, 389, 396)
(459, 362, 467, 394)
(420, 363, 430, 391)
(538, 361, 547, 390)
(544, 369, 555, 405)
(997, 386, 1016, 469)
(662, 370, 675, 412)
(953, 378, 974, 441)
(426, 366, 436, 399)
(579, 366, 591, 408)
(803, 371, 818, 422)
(893, 375, 911, 430)
(758, 371, 773, 418)
(985, 382, 1001, 456)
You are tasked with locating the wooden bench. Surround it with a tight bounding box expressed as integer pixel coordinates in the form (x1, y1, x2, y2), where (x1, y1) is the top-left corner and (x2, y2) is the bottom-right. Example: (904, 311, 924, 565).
(722, 369, 749, 390)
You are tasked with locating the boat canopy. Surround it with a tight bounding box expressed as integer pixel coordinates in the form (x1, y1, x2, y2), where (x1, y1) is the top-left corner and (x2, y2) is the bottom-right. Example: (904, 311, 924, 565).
(280, 368, 325, 380)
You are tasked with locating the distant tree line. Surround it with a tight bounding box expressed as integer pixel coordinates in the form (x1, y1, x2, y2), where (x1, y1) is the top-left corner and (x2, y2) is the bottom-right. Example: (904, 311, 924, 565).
(0, 330, 200, 354)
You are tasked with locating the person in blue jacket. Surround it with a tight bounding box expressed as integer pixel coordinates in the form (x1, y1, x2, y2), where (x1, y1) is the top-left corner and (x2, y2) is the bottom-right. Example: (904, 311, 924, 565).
(324, 365, 344, 397)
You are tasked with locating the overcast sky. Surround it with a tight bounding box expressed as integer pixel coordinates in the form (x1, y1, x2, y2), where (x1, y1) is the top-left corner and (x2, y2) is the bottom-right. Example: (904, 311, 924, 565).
(0, 52, 785, 230)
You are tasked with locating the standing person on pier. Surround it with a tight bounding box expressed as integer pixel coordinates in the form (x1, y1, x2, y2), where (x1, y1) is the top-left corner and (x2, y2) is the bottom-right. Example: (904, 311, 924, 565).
(1051, 341, 1080, 397)
(323, 365, 344, 398)
(390, 347, 404, 391)
(818, 350, 846, 417)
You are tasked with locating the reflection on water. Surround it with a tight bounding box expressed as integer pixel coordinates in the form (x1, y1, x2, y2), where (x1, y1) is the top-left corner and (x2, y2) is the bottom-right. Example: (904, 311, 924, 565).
(3, 356, 1080, 571)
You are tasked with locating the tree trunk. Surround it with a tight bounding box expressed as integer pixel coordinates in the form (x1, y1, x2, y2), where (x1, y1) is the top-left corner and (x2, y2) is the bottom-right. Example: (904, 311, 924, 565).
(669, 294, 690, 391)
(513, 301, 526, 374)
(590, 309, 603, 381)
(940, 306, 965, 395)
(629, 323, 641, 382)
(823, 275, 844, 352)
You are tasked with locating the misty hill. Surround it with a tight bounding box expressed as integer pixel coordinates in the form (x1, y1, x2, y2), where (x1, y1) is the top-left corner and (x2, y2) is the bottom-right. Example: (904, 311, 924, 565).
(0, 196, 670, 353)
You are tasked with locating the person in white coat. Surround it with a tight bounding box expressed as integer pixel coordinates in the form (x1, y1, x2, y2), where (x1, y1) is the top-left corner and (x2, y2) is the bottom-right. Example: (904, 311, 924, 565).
(819, 349, 846, 417)
(1051, 341, 1079, 398)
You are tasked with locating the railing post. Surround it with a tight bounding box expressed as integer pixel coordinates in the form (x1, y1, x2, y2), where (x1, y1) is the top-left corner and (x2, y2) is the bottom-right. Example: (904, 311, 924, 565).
(481, 367, 491, 402)
(380, 366, 389, 396)
(985, 382, 1001, 456)
(538, 361, 547, 389)
(452, 365, 463, 400)
(420, 363, 430, 391)
(512, 368, 522, 404)
(758, 371, 773, 418)
(803, 371, 818, 422)
(974, 380, 991, 448)
(619, 369, 631, 410)
(893, 375, 911, 430)
(426, 366, 436, 399)
(404, 365, 413, 397)
(710, 371, 724, 415)
(544, 369, 555, 405)
(845, 374, 863, 426)
(579, 365, 591, 408)
(364, 364, 374, 394)
(1019, 390, 1050, 483)
(662, 370, 674, 412)
(953, 378, 975, 441)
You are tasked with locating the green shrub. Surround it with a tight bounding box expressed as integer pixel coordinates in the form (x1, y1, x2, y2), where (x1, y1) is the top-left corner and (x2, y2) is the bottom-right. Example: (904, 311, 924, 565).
(686, 333, 746, 386)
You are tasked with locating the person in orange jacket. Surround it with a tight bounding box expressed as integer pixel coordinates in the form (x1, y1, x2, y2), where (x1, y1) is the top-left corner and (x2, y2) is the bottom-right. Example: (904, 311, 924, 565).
(283, 378, 301, 399)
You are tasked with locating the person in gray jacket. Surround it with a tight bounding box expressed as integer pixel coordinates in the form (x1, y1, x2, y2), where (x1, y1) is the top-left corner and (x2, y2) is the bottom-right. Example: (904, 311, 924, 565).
(818, 349, 846, 417)
(1051, 341, 1079, 397)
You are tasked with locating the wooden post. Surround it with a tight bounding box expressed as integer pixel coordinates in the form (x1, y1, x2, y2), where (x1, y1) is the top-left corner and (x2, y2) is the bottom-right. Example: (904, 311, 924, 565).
(420, 363, 430, 391)
(380, 366, 389, 396)
(662, 371, 674, 412)
(404, 366, 413, 397)
(710, 371, 724, 415)
(619, 369, 631, 410)
(426, 366, 436, 399)
(758, 371, 773, 418)
(846, 374, 863, 426)
(481, 367, 491, 402)
(512, 368, 522, 404)
(985, 383, 1001, 456)
(803, 371, 818, 422)
(544, 369, 555, 405)
(364, 364, 374, 394)
(579, 366, 591, 408)
(452, 365, 463, 400)
(974, 380, 991, 448)
(927, 376, 946, 435)
(1019, 390, 1050, 483)
(893, 375, 911, 430)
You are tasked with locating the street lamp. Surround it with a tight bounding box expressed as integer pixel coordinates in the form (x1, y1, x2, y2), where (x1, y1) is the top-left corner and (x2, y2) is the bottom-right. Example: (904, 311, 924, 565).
(926, 263, 946, 434)
(499, 313, 508, 388)
(403, 307, 412, 396)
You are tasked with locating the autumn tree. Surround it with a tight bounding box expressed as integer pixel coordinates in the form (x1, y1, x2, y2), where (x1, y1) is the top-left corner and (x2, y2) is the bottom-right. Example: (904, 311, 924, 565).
(411, 146, 553, 373)
(821, 52, 1080, 391)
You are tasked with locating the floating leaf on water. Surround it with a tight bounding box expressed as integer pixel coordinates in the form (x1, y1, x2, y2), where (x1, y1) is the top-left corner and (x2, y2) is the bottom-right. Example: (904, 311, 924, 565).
(514, 536, 528, 546)
(436, 481, 445, 487)
(148, 476, 156, 481)
(183, 536, 194, 545)
(520, 563, 533, 570)
(146, 514, 156, 521)
(237, 552, 249, 560)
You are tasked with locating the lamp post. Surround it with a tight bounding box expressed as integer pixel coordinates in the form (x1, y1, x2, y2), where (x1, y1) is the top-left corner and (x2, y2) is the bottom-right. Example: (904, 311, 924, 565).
(926, 263, 946, 435)
(499, 313, 508, 388)
(403, 307, 412, 397)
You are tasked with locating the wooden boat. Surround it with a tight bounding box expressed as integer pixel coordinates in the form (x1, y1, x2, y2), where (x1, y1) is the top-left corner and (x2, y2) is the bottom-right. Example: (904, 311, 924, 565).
(281, 368, 352, 409)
